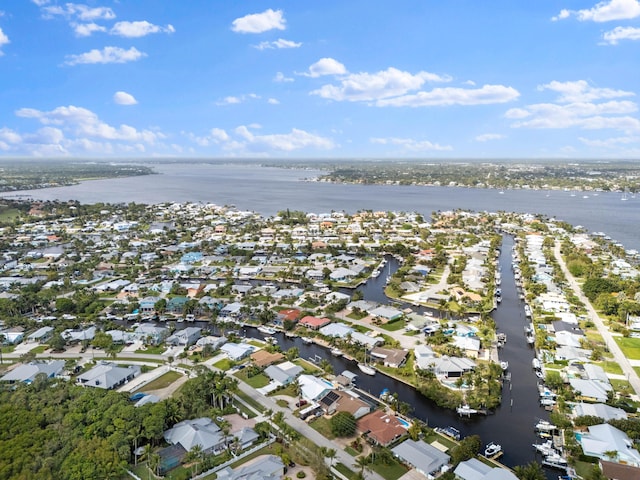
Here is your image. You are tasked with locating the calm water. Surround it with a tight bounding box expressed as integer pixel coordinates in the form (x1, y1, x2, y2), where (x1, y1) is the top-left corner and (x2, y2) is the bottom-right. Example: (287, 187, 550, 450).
(2, 162, 639, 251)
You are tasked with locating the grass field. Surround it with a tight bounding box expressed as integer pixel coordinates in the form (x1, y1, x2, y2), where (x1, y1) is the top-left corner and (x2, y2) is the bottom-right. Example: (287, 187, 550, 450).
(213, 358, 234, 371)
(309, 416, 335, 440)
(369, 457, 409, 480)
(135, 371, 183, 392)
(378, 319, 405, 331)
(234, 370, 270, 388)
(614, 337, 640, 360)
(599, 360, 623, 375)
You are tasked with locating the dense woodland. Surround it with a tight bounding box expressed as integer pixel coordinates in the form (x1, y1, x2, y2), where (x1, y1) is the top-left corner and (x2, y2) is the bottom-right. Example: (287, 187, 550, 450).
(0, 368, 237, 480)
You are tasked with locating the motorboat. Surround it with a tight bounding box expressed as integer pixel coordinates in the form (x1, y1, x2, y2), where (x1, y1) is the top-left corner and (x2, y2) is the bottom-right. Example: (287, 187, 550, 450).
(330, 347, 343, 357)
(435, 426, 461, 441)
(357, 363, 376, 376)
(532, 358, 541, 370)
(264, 336, 277, 344)
(533, 440, 556, 456)
(257, 325, 276, 335)
(484, 442, 502, 458)
(535, 420, 556, 433)
(500, 361, 509, 371)
(457, 404, 478, 417)
(301, 337, 313, 344)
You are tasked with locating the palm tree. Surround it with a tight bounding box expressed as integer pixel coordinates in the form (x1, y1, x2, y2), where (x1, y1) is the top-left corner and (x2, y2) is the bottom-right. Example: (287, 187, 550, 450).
(355, 455, 372, 478)
(325, 448, 337, 467)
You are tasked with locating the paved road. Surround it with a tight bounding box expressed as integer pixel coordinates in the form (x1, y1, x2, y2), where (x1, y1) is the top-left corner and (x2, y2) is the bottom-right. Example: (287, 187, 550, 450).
(554, 240, 640, 399)
(232, 379, 385, 480)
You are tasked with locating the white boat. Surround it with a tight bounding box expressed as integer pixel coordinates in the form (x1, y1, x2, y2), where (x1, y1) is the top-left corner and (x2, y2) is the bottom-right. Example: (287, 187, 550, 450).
(532, 358, 541, 370)
(257, 325, 276, 335)
(484, 442, 502, 458)
(533, 439, 556, 456)
(264, 336, 277, 344)
(543, 452, 568, 468)
(535, 420, 556, 432)
(357, 363, 376, 376)
(500, 361, 509, 371)
(330, 347, 343, 357)
(457, 404, 478, 416)
(301, 337, 313, 344)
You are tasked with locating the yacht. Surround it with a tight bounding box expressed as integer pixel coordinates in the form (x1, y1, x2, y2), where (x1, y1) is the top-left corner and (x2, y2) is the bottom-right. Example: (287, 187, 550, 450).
(533, 439, 556, 456)
(301, 337, 313, 344)
(484, 442, 503, 458)
(357, 363, 376, 376)
(457, 404, 478, 417)
(257, 325, 276, 335)
(330, 347, 343, 357)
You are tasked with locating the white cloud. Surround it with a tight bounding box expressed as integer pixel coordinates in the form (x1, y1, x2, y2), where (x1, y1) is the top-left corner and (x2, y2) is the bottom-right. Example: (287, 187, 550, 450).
(190, 125, 334, 153)
(64, 46, 146, 65)
(267, 98, 280, 105)
(475, 133, 505, 142)
(43, 3, 116, 21)
(302, 57, 348, 77)
(113, 91, 138, 105)
(539, 80, 634, 103)
(254, 38, 301, 50)
(274, 71, 294, 83)
(375, 84, 520, 107)
(603, 25, 640, 44)
(215, 93, 260, 106)
(72, 22, 106, 37)
(15, 105, 160, 143)
(311, 67, 454, 102)
(370, 136, 452, 152)
(0, 27, 9, 55)
(579, 135, 640, 147)
(31, 0, 50, 6)
(231, 9, 285, 34)
(110, 21, 175, 38)
(0, 127, 22, 146)
(552, 0, 640, 22)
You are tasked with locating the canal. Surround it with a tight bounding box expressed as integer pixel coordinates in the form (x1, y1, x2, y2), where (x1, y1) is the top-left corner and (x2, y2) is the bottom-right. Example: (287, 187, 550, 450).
(188, 236, 554, 472)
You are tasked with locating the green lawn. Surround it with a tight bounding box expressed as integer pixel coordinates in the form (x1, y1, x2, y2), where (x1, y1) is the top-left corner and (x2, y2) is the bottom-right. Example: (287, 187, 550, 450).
(599, 360, 623, 375)
(347, 311, 368, 320)
(378, 319, 405, 332)
(235, 372, 269, 388)
(610, 378, 632, 391)
(614, 337, 640, 360)
(135, 371, 182, 392)
(135, 345, 166, 354)
(30, 345, 49, 354)
(308, 416, 335, 440)
(369, 457, 409, 480)
(344, 446, 359, 456)
(335, 462, 357, 479)
(0, 208, 21, 222)
(235, 390, 265, 413)
(293, 358, 321, 374)
(213, 358, 234, 371)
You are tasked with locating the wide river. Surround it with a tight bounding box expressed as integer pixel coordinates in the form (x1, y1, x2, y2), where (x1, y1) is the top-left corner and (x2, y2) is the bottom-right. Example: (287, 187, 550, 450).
(2, 162, 639, 251)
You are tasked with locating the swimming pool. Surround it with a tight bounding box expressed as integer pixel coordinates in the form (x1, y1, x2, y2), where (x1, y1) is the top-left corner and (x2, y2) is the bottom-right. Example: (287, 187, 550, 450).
(397, 417, 411, 429)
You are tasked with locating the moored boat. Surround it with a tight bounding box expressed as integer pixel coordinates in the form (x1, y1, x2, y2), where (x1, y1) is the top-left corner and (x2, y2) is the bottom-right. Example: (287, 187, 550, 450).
(357, 363, 376, 376)
(257, 325, 276, 335)
(484, 442, 503, 458)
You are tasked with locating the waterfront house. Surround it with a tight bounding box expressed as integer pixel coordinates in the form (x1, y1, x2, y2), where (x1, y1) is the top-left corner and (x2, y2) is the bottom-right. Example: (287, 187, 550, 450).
(431, 356, 476, 378)
(370, 347, 408, 368)
(250, 349, 284, 368)
(569, 378, 612, 403)
(1, 360, 65, 384)
(220, 342, 253, 361)
(166, 327, 201, 346)
(139, 296, 161, 314)
(167, 296, 189, 314)
(350, 331, 384, 348)
(77, 362, 140, 390)
(454, 458, 518, 480)
(571, 402, 628, 422)
(577, 423, 640, 466)
(163, 417, 226, 454)
(357, 410, 406, 446)
(391, 439, 450, 477)
(264, 361, 303, 386)
(600, 460, 640, 480)
(133, 324, 168, 345)
(414, 344, 437, 370)
(299, 315, 331, 330)
(319, 389, 372, 419)
(299, 374, 332, 401)
(319, 322, 353, 338)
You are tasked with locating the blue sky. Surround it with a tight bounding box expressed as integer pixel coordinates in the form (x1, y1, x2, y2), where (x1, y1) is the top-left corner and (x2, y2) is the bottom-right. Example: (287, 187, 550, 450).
(1, 1, 640, 159)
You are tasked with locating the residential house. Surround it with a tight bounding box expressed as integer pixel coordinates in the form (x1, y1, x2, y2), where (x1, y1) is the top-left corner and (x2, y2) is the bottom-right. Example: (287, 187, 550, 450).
(319, 389, 371, 419)
(453, 336, 481, 358)
(414, 344, 437, 370)
(250, 350, 284, 368)
(299, 374, 332, 401)
(274, 308, 301, 328)
(569, 379, 613, 403)
(220, 342, 254, 361)
(134, 324, 169, 345)
(62, 326, 96, 343)
(391, 439, 450, 477)
(163, 417, 227, 454)
(454, 458, 518, 480)
(1, 360, 65, 384)
(357, 410, 406, 446)
(139, 296, 161, 314)
(431, 356, 476, 378)
(167, 296, 189, 314)
(571, 403, 628, 422)
(166, 327, 201, 346)
(299, 315, 331, 330)
(370, 347, 408, 368)
(577, 423, 640, 466)
(319, 322, 353, 338)
(350, 331, 384, 349)
(369, 305, 404, 322)
(264, 361, 303, 386)
(26, 326, 53, 343)
(216, 454, 284, 480)
(77, 362, 141, 389)
(600, 460, 640, 480)
(1, 327, 24, 344)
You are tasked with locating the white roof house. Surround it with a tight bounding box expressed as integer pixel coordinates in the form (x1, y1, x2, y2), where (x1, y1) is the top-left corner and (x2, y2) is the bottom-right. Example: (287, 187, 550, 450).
(454, 458, 519, 480)
(572, 402, 628, 422)
(578, 423, 640, 466)
(391, 439, 450, 477)
(0, 360, 65, 384)
(220, 342, 254, 361)
(319, 323, 354, 338)
(77, 362, 141, 390)
(216, 454, 284, 480)
(164, 417, 225, 454)
(414, 344, 436, 370)
(299, 374, 332, 401)
(569, 379, 612, 403)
